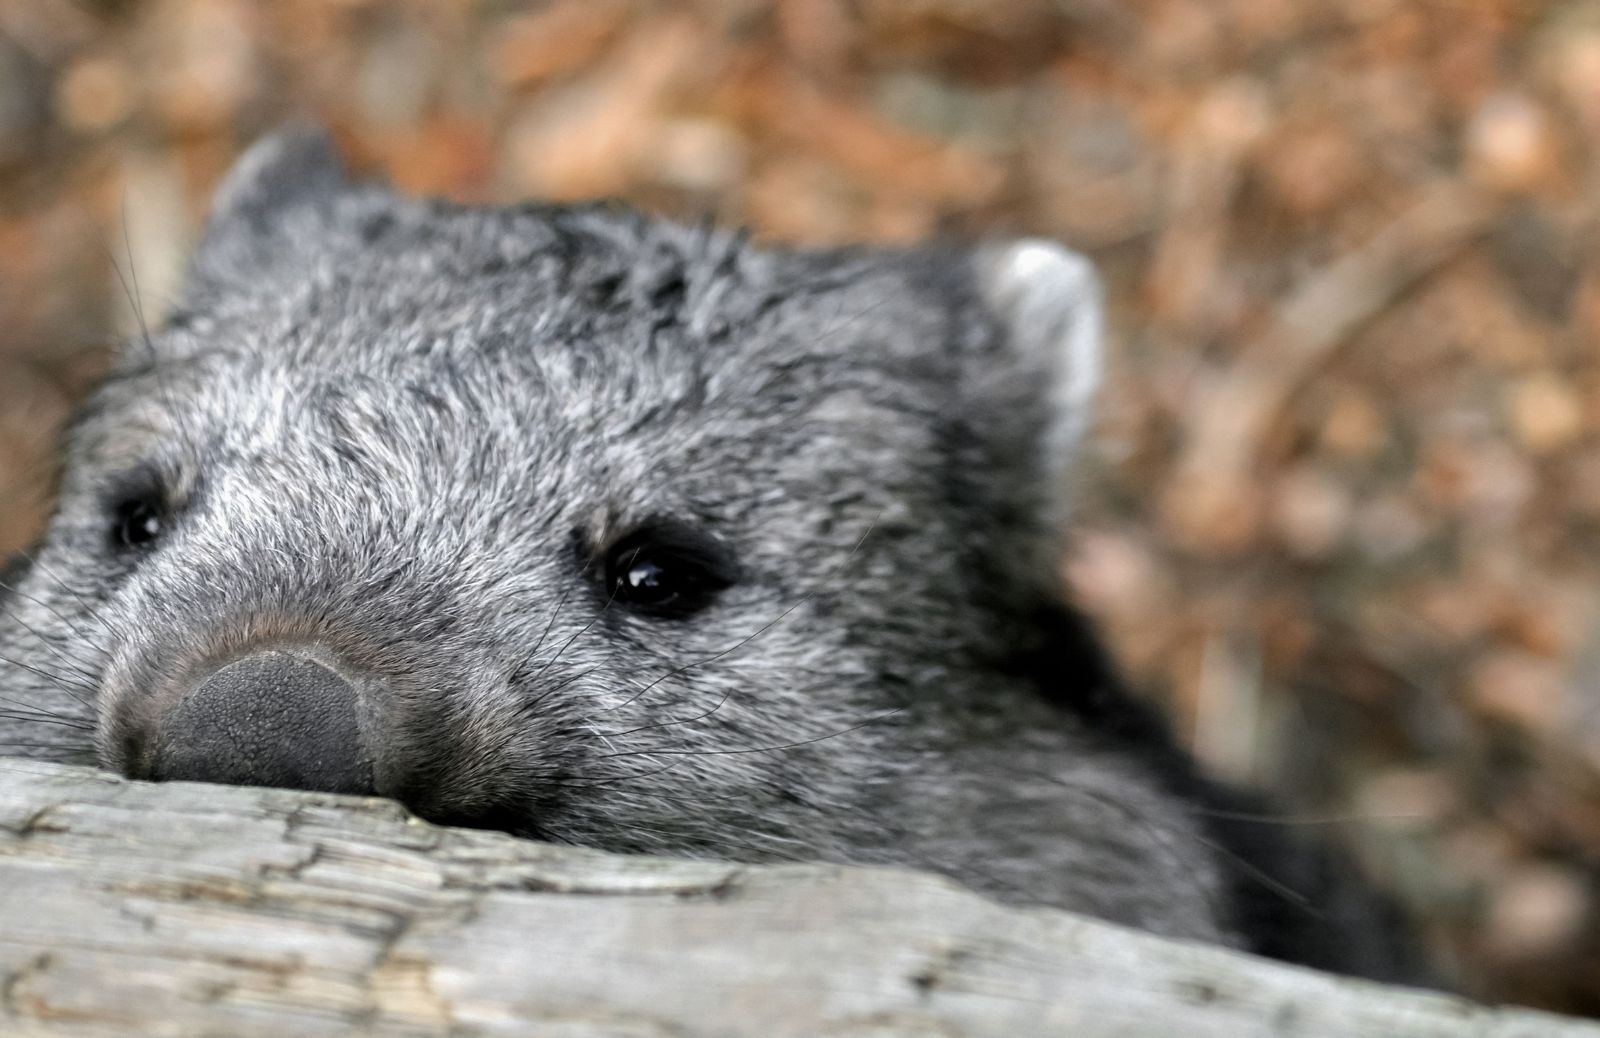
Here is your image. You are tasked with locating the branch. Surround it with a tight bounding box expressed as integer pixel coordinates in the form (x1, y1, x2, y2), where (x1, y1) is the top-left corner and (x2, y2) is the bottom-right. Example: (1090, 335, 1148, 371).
(0, 761, 1591, 1037)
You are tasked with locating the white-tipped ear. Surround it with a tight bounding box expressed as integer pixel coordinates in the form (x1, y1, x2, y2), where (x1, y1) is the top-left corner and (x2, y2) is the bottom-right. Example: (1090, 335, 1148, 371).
(976, 239, 1104, 511)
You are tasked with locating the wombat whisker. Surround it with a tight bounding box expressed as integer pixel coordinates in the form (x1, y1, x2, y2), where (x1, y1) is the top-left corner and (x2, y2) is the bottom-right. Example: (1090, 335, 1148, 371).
(0, 630, 97, 707)
(1023, 765, 1317, 916)
(1189, 806, 1428, 828)
(0, 686, 81, 714)
(553, 773, 749, 805)
(106, 241, 165, 381)
(523, 584, 576, 672)
(517, 657, 612, 717)
(103, 233, 155, 370)
(540, 753, 691, 791)
(599, 610, 792, 714)
(0, 747, 96, 768)
(579, 720, 623, 757)
(113, 203, 200, 453)
(816, 295, 892, 347)
(0, 575, 107, 666)
(0, 740, 89, 755)
(0, 650, 100, 699)
(12, 550, 123, 643)
(529, 583, 622, 686)
(0, 706, 94, 733)
(598, 669, 732, 739)
(0, 759, 102, 781)
(989, 763, 1249, 919)
(0, 702, 87, 727)
(0, 590, 101, 703)
(1191, 829, 1318, 915)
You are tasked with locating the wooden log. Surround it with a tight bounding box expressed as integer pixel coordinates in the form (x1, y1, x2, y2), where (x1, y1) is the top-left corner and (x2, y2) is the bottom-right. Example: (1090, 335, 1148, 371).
(0, 760, 1592, 1037)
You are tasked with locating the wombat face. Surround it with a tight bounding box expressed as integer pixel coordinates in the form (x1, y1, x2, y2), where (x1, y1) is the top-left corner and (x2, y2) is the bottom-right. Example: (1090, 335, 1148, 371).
(1, 129, 1102, 865)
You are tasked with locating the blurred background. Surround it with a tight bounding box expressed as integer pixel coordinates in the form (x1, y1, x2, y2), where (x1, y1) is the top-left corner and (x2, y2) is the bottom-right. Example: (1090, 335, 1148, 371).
(1, 0, 1598, 1014)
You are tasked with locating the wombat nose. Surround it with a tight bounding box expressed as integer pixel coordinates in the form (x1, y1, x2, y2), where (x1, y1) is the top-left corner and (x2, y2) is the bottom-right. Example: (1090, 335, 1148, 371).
(153, 652, 374, 795)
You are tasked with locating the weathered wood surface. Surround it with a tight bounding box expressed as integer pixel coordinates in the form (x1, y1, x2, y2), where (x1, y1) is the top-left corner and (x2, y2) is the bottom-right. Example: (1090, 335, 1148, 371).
(0, 761, 1592, 1038)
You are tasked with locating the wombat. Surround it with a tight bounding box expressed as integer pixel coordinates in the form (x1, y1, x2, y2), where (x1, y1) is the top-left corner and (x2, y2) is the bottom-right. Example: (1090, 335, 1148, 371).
(0, 127, 1426, 981)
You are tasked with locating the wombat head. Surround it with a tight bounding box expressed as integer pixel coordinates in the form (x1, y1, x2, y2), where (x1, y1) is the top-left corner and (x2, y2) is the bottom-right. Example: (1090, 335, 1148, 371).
(1, 130, 1445, 978)
(2, 128, 1105, 864)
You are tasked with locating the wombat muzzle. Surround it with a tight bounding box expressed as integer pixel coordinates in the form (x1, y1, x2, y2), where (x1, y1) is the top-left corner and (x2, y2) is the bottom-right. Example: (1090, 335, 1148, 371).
(151, 651, 374, 795)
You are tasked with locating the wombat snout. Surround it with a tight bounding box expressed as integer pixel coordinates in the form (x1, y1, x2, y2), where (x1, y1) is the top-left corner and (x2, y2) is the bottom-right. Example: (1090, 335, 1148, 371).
(148, 651, 375, 795)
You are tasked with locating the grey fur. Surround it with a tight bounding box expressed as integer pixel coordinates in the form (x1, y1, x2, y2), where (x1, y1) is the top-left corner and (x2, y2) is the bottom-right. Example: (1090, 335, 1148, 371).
(0, 128, 1421, 976)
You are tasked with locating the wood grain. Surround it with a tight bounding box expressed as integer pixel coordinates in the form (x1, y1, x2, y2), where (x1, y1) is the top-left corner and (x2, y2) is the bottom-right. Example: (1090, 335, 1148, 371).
(0, 760, 1592, 1037)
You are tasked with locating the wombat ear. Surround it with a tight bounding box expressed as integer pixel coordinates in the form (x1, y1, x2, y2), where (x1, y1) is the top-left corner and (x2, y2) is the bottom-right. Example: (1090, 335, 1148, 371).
(185, 124, 351, 300)
(973, 239, 1104, 525)
(207, 123, 348, 232)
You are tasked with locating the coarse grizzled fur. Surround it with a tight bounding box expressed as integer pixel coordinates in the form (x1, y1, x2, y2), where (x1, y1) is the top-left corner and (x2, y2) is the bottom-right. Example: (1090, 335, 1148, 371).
(0, 127, 1428, 982)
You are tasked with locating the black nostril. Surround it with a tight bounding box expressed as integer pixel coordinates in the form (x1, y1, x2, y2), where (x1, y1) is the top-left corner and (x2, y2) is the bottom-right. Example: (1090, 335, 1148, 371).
(154, 652, 373, 795)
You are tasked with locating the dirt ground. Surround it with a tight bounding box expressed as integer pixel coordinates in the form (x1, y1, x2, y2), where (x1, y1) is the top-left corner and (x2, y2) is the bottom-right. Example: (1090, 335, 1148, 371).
(1, 0, 1597, 1014)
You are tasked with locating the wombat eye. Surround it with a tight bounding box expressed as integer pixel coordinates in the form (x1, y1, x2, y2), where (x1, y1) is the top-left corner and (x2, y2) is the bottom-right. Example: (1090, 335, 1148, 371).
(602, 526, 736, 617)
(112, 499, 165, 551)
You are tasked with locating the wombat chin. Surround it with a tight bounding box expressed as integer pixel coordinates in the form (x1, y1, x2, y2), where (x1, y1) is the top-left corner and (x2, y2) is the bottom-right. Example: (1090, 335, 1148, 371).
(0, 124, 1431, 986)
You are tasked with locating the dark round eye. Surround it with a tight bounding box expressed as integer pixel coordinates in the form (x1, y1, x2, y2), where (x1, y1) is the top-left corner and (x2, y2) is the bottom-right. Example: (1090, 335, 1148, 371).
(113, 499, 165, 550)
(602, 526, 735, 616)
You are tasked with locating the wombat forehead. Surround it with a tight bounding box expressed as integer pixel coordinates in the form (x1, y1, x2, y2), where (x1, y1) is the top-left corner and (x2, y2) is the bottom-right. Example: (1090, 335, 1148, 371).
(145, 326, 936, 535)
(192, 280, 937, 423)
(194, 195, 948, 372)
